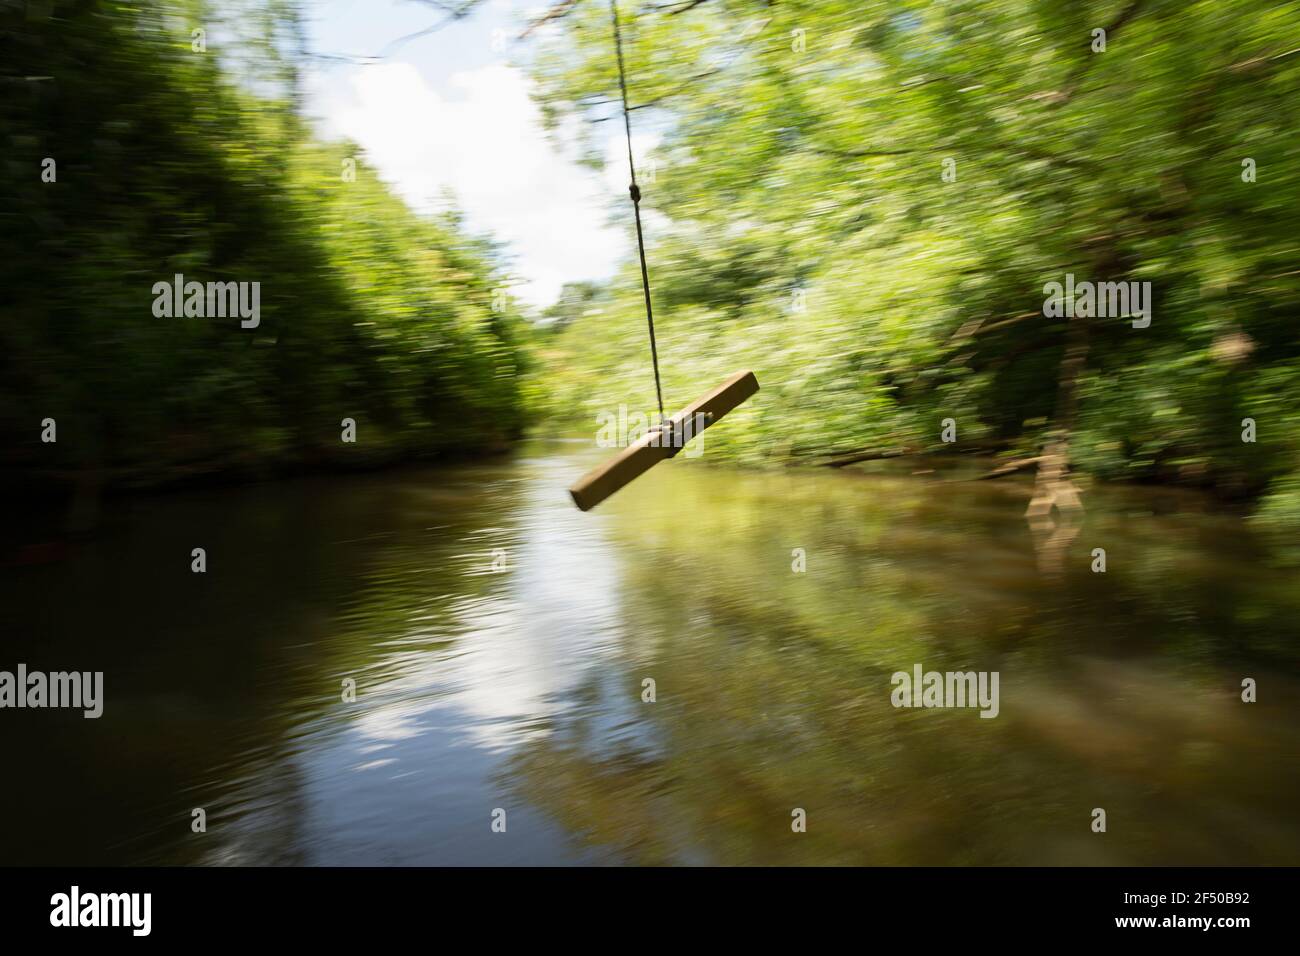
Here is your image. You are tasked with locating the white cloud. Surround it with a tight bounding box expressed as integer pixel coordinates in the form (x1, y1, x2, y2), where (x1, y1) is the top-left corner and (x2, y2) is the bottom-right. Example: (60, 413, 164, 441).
(318, 61, 630, 308)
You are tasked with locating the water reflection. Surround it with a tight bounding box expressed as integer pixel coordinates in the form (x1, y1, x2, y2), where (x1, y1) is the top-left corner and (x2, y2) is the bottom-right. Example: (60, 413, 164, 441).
(1, 445, 1296, 865)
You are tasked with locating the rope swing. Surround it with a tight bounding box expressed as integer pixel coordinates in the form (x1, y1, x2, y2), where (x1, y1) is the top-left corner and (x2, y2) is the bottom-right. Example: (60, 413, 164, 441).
(568, 0, 759, 512)
(608, 0, 666, 423)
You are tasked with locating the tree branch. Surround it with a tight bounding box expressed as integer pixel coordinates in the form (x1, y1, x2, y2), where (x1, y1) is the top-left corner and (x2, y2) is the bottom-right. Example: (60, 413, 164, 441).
(1042, 0, 1147, 107)
(519, 0, 580, 40)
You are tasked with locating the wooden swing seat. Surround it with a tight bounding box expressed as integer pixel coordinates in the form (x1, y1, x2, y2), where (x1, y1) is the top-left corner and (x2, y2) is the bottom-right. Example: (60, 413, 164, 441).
(569, 369, 759, 511)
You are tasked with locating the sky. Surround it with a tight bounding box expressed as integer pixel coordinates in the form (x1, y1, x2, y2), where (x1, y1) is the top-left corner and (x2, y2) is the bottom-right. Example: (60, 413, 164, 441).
(304, 0, 655, 309)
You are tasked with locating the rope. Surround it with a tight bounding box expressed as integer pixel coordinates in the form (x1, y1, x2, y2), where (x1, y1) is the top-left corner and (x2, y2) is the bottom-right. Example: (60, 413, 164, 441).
(609, 0, 666, 423)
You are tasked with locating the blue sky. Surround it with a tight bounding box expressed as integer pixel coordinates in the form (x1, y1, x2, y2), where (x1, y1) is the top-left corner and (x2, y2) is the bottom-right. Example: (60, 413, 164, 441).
(302, 0, 657, 308)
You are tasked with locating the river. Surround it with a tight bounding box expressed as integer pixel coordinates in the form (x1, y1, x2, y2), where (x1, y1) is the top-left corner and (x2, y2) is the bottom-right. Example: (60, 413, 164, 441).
(2, 443, 1297, 865)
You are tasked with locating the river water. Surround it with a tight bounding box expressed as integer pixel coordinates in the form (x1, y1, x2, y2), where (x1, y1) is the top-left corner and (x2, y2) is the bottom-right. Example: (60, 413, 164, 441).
(2, 443, 1297, 865)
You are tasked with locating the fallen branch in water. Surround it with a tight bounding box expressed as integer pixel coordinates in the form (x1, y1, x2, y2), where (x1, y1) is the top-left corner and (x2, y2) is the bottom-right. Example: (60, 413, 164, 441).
(974, 456, 1043, 480)
(823, 448, 915, 468)
(803, 437, 1018, 469)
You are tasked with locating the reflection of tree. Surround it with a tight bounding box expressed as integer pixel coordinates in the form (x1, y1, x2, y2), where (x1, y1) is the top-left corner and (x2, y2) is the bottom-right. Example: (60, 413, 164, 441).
(511, 613, 1300, 864)
(506, 460, 1300, 865)
(0, 463, 522, 864)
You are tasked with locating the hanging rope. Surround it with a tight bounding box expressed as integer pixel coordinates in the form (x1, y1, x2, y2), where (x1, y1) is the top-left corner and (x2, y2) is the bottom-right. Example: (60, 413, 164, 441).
(608, 0, 666, 423)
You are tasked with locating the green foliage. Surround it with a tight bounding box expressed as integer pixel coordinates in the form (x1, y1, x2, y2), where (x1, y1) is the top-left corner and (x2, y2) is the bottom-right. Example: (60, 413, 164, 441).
(0, 0, 527, 489)
(525, 0, 1300, 520)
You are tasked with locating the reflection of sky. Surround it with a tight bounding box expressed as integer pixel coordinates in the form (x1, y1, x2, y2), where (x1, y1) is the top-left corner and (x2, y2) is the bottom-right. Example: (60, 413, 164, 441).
(202, 452, 631, 864)
(449, 460, 625, 744)
(352, 456, 628, 745)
